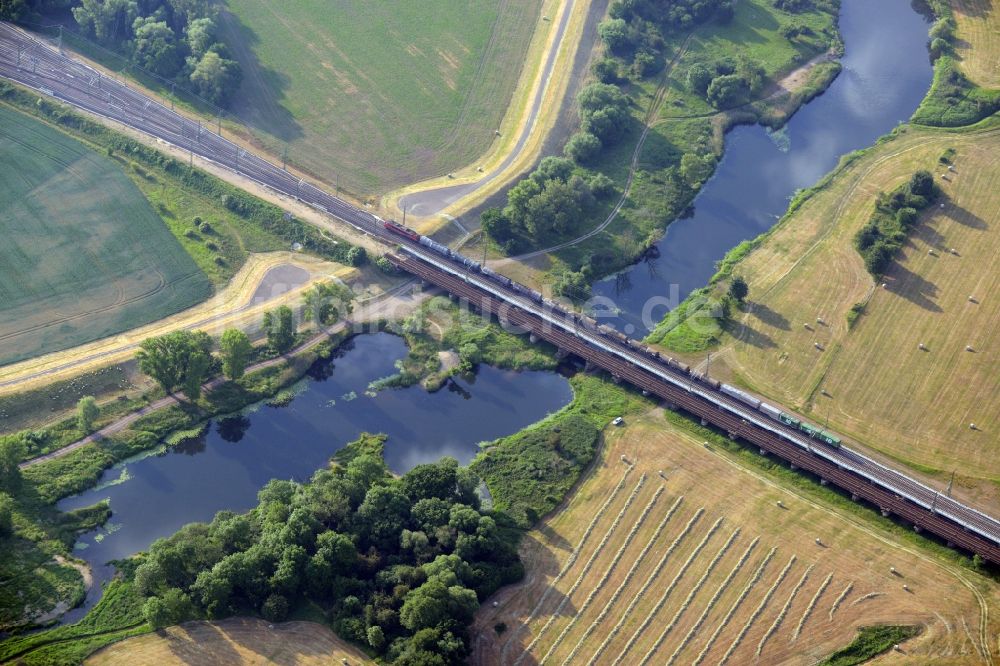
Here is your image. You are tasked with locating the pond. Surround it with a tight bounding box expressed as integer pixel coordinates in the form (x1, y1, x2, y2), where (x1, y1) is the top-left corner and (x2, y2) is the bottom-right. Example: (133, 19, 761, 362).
(592, 0, 935, 334)
(56, 332, 572, 620)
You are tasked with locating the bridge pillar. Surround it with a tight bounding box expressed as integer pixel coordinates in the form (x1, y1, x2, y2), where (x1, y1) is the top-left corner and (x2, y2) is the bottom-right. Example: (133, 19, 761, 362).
(759, 448, 767, 456)
(820, 479, 828, 486)
(529, 334, 538, 344)
(728, 432, 736, 440)
(555, 348, 568, 359)
(702, 418, 708, 426)
(666, 403, 677, 411)
(851, 494, 859, 501)
(947, 541, 954, 548)
(641, 390, 649, 396)
(881, 508, 890, 517)
(612, 375, 621, 384)
(913, 525, 922, 534)
(790, 464, 797, 471)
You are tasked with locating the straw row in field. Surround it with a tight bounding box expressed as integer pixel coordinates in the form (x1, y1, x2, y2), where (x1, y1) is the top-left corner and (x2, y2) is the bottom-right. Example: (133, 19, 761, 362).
(665, 537, 762, 666)
(756, 564, 815, 657)
(589, 507, 706, 666)
(611, 516, 726, 666)
(692, 547, 778, 666)
(515, 474, 648, 664)
(638, 529, 743, 665)
(560, 493, 682, 665)
(829, 582, 854, 620)
(718, 555, 798, 665)
(539, 485, 665, 664)
(792, 572, 833, 641)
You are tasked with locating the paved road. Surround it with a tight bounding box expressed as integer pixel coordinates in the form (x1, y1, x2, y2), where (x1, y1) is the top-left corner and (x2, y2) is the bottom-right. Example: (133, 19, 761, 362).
(397, 0, 578, 217)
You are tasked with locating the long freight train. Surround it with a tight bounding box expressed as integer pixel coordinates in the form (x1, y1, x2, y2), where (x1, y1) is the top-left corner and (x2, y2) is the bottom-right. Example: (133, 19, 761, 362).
(382, 218, 841, 449)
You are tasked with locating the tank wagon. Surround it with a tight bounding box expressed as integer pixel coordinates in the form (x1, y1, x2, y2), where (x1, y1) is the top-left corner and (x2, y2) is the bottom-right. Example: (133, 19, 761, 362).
(718, 384, 841, 448)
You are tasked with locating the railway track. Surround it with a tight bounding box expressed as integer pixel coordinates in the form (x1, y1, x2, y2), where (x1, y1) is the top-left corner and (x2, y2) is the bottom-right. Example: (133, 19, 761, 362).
(392, 253, 1000, 564)
(2, 21, 999, 564)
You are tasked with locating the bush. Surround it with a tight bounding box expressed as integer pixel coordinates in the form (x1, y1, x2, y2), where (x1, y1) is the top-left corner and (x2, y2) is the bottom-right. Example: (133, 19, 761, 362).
(564, 132, 603, 164)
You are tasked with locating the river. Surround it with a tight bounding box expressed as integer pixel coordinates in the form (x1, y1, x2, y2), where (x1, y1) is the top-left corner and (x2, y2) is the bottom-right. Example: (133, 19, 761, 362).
(56, 332, 572, 621)
(591, 0, 935, 334)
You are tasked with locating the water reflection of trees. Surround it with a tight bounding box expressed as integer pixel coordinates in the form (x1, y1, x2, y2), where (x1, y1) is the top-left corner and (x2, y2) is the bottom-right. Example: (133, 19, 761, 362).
(216, 415, 252, 443)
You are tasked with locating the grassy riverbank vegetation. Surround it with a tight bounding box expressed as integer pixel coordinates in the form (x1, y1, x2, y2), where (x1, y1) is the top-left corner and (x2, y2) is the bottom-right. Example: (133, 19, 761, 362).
(478, 0, 841, 297)
(820, 625, 920, 665)
(911, 1, 1000, 127)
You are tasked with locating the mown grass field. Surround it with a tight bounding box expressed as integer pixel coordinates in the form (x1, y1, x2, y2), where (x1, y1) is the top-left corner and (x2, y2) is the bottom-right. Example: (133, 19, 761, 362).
(475, 410, 999, 665)
(704, 119, 1000, 505)
(0, 106, 211, 367)
(86, 618, 372, 665)
(953, 0, 1000, 88)
(219, 0, 541, 196)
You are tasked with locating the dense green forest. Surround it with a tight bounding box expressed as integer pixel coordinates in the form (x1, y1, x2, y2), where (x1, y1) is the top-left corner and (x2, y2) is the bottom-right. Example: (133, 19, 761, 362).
(133, 435, 523, 664)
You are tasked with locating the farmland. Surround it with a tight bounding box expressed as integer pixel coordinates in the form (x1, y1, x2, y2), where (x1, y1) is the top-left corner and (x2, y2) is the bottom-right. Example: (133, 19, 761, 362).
(701, 119, 1000, 505)
(953, 0, 1000, 88)
(475, 410, 1000, 665)
(0, 105, 211, 367)
(219, 0, 542, 196)
(87, 618, 372, 665)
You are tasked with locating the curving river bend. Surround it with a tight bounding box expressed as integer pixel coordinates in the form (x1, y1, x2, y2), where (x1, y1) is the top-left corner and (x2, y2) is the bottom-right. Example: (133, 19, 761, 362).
(593, 0, 934, 334)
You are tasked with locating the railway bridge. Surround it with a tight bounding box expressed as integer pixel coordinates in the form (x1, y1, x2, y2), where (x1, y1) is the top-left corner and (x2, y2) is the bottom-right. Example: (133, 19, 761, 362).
(1, 22, 999, 564)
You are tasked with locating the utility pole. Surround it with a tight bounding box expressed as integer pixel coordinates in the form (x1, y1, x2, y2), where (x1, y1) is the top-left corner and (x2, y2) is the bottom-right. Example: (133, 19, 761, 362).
(235, 146, 239, 171)
(16, 46, 23, 69)
(57, 25, 63, 54)
(217, 112, 221, 135)
(946, 470, 955, 497)
(170, 83, 175, 110)
(282, 144, 288, 170)
(402, 204, 407, 226)
(705, 352, 711, 377)
(197, 120, 201, 142)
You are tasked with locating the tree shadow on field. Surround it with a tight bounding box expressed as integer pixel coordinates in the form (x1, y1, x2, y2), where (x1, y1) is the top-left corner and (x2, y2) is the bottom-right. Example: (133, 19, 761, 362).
(885, 262, 943, 313)
(165, 621, 243, 663)
(946, 202, 989, 231)
(217, 8, 303, 144)
(535, 523, 573, 552)
(729, 319, 777, 349)
(748, 302, 790, 331)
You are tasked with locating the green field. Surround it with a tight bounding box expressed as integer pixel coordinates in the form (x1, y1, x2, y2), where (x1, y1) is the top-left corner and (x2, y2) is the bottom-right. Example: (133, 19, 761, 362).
(0, 106, 211, 366)
(219, 0, 541, 195)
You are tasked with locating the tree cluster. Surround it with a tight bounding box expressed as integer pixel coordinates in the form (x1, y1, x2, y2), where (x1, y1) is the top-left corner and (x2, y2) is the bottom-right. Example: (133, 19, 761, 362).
(0, 0, 243, 106)
(134, 439, 522, 664)
(686, 54, 765, 108)
(480, 156, 615, 253)
(597, 0, 733, 79)
(854, 170, 938, 276)
(136, 329, 214, 400)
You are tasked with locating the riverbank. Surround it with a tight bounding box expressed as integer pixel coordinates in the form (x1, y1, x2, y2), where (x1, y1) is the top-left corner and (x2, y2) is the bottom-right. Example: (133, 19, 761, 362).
(468, 0, 843, 296)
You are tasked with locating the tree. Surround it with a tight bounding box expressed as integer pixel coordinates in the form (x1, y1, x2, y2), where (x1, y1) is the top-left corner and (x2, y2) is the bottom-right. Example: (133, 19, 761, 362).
(686, 62, 713, 95)
(131, 17, 181, 76)
(73, 0, 138, 44)
(679, 152, 715, 187)
(563, 132, 602, 164)
(367, 625, 386, 650)
(302, 281, 354, 327)
(591, 57, 619, 83)
(706, 73, 750, 108)
(219, 328, 251, 380)
(632, 50, 660, 78)
(262, 306, 296, 354)
(136, 330, 213, 398)
(728, 276, 749, 302)
(143, 587, 193, 629)
(908, 170, 935, 196)
(184, 16, 216, 59)
(598, 18, 630, 53)
(0, 493, 14, 536)
(77, 396, 99, 434)
(189, 50, 242, 106)
(0, 436, 26, 493)
(261, 593, 289, 621)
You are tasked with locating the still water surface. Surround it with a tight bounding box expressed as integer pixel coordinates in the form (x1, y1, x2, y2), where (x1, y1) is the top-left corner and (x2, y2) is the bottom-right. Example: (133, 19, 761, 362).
(57, 333, 571, 620)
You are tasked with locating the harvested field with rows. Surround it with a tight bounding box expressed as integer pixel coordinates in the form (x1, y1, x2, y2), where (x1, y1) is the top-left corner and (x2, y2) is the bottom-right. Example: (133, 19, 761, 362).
(474, 411, 1000, 665)
(0, 105, 210, 367)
